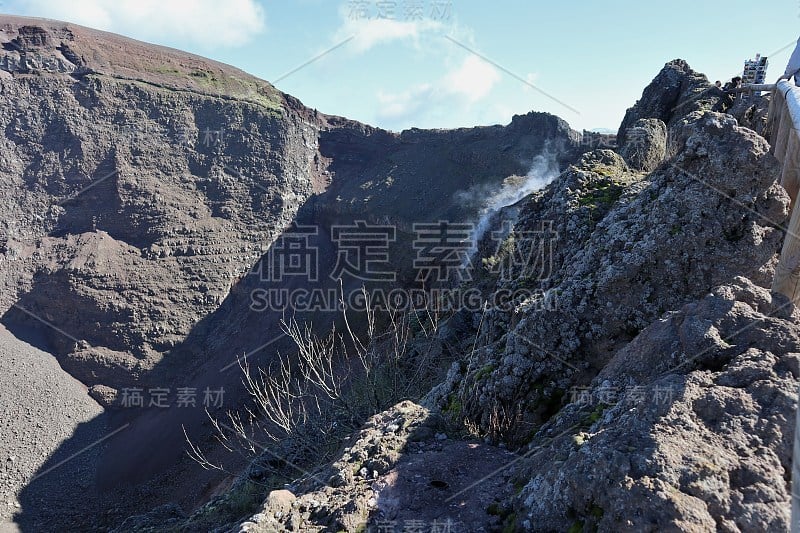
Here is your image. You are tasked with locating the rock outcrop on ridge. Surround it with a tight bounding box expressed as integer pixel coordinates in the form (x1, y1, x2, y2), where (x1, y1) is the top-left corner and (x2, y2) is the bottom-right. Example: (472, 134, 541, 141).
(0, 12, 795, 533)
(618, 117, 668, 171)
(509, 277, 797, 531)
(448, 110, 787, 445)
(0, 16, 580, 390)
(0, 14, 585, 531)
(216, 63, 795, 532)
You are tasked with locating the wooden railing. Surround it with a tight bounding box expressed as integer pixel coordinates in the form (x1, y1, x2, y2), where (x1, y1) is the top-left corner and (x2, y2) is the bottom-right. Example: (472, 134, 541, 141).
(768, 80, 800, 302)
(767, 78, 800, 533)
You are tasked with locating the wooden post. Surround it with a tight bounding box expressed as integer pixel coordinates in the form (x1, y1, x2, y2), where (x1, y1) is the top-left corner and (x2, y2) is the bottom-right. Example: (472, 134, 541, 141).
(781, 132, 800, 207)
(775, 103, 793, 162)
(791, 394, 800, 533)
(768, 87, 786, 151)
(772, 180, 800, 301)
(794, 387, 800, 533)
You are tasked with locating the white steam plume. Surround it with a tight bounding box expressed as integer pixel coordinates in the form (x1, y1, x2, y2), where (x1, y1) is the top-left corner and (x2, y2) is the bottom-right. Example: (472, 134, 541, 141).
(459, 145, 560, 266)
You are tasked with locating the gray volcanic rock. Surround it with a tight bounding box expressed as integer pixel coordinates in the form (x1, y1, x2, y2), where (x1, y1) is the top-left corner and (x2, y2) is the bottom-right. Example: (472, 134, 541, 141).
(0, 14, 584, 532)
(235, 401, 517, 533)
(730, 92, 772, 138)
(434, 110, 788, 445)
(0, 16, 326, 391)
(196, 59, 799, 533)
(0, 73, 322, 387)
(618, 117, 668, 171)
(509, 277, 797, 531)
(617, 59, 719, 144)
(227, 61, 797, 532)
(0, 15, 580, 393)
(0, 14, 794, 532)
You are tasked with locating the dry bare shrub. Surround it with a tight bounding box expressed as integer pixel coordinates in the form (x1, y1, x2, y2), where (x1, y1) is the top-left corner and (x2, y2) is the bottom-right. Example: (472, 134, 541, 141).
(186, 289, 445, 479)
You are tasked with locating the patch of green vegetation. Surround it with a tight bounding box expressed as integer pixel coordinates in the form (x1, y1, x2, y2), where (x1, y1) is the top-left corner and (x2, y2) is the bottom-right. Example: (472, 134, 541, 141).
(568, 520, 585, 533)
(487, 502, 503, 516)
(475, 364, 495, 381)
(189, 69, 216, 81)
(516, 276, 540, 290)
(444, 393, 462, 417)
(230, 90, 283, 113)
(592, 164, 618, 177)
(175, 68, 283, 112)
(574, 403, 610, 435)
(669, 224, 682, 236)
(589, 504, 604, 520)
(147, 65, 181, 75)
(502, 512, 517, 533)
(578, 181, 623, 210)
(182, 479, 268, 531)
(586, 403, 609, 425)
(104, 73, 283, 115)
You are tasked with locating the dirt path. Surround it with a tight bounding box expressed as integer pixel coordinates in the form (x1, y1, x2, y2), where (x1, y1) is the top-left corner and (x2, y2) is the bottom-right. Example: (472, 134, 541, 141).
(373, 439, 518, 531)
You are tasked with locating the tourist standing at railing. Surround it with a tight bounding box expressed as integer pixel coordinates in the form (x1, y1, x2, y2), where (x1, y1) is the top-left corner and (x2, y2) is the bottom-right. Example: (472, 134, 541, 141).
(785, 35, 800, 84)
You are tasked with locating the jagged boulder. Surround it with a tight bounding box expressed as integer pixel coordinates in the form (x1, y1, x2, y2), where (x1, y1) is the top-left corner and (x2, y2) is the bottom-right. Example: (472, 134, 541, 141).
(237, 401, 436, 532)
(508, 277, 798, 531)
(617, 59, 719, 144)
(237, 401, 517, 532)
(618, 117, 668, 172)
(730, 93, 772, 137)
(443, 111, 788, 444)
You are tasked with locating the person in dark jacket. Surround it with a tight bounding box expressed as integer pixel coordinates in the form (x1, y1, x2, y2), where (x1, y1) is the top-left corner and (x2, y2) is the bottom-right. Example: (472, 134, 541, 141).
(712, 77, 741, 112)
(723, 77, 742, 92)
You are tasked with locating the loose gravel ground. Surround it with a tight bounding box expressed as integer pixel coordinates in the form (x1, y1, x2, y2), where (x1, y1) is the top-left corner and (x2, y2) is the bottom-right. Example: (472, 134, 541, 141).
(0, 324, 104, 528)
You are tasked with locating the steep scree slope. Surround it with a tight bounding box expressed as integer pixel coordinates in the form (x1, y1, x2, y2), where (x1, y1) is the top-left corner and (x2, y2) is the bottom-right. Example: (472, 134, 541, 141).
(0, 15, 583, 531)
(228, 63, 798, 532)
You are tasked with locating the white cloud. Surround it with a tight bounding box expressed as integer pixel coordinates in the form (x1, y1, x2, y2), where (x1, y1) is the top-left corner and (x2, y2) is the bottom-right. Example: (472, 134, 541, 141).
(376, 84, 430, 120)
(442, 55, 501, 101)
(522, 72, 540, 91)
(376, 54, 501, 126)
(7, 0, 266, 48)
(333, 4, 444, 53)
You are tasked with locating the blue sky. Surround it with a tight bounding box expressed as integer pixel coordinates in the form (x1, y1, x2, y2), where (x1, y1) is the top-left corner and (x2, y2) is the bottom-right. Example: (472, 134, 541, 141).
(3, 0, 800, 132)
